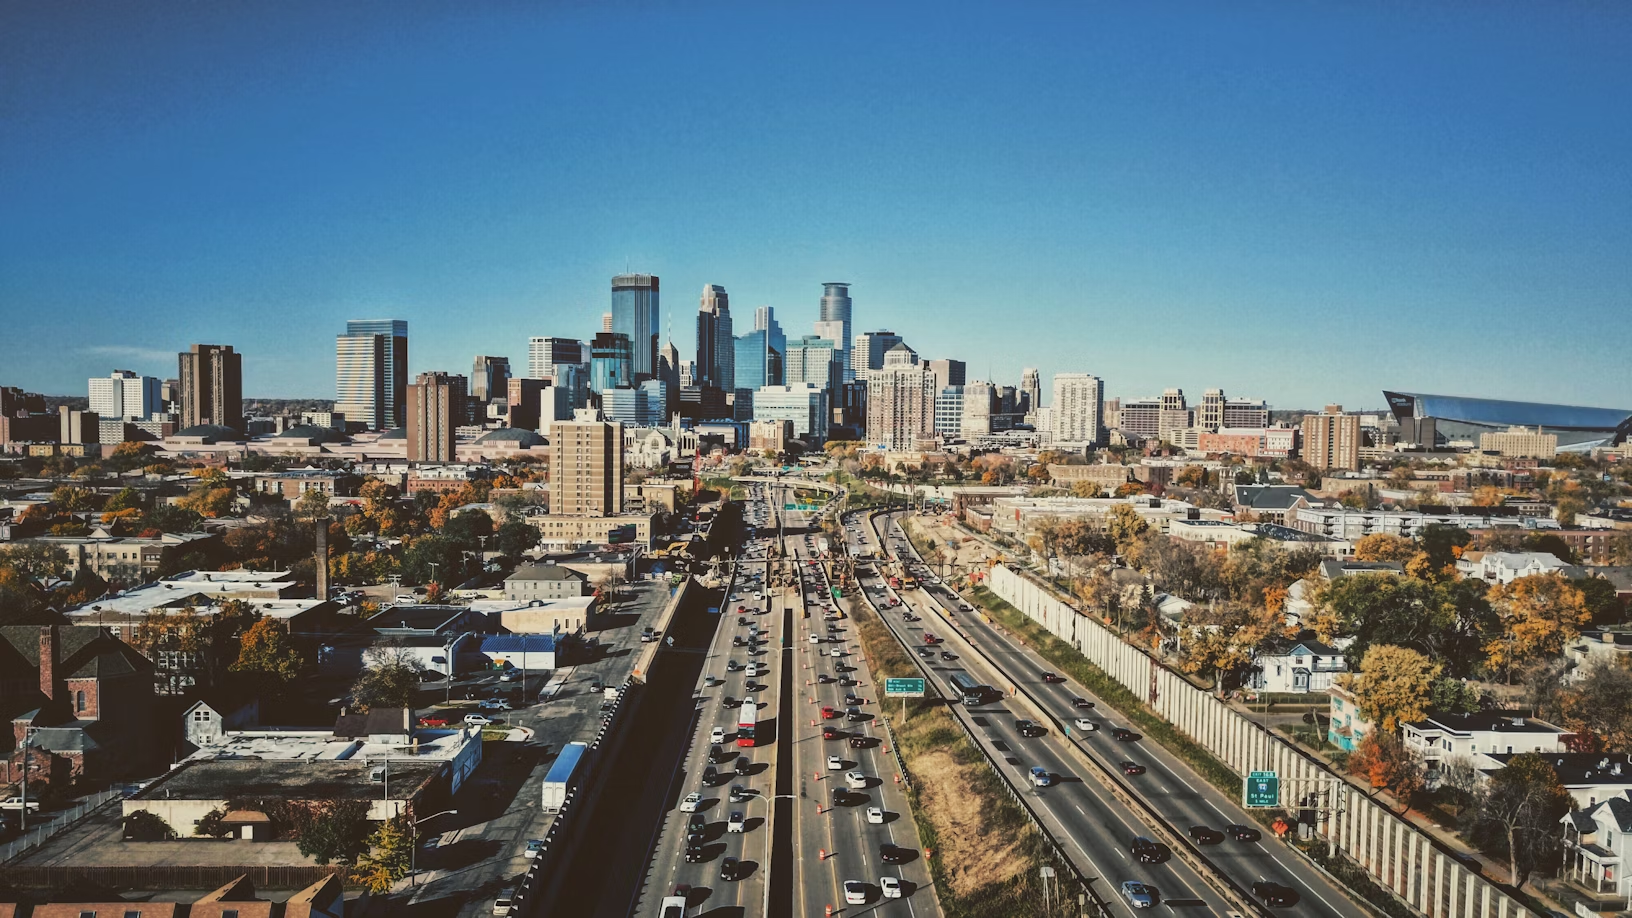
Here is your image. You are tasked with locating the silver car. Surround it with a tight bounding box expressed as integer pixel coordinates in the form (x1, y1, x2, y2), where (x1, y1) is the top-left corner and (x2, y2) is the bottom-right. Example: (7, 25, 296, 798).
(1120, 881, 1157, 909)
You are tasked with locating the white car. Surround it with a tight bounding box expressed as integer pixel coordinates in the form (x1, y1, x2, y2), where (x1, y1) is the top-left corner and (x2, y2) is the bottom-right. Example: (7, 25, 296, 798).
(745, 663, 759, 678)
(844, 880, 868, 905)
(659, 895, 688, 918)
(680, 792, 702, 813)
(829, 647, 842, 657)
(727, 811, 745, 833)
(866, 807, 885, 824)
(809, 633, 820, 644)
(881, 876, 903, 899)
(1073, 717, 1098, 732)
(710, 727, 726, 744)
(827, 755, 844, 770)
(845, 771, 868, 789)
(464, 714, 493, 726)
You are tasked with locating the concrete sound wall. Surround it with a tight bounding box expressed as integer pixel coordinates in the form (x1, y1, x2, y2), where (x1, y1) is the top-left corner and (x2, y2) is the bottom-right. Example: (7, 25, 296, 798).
(988, 563, 1527, 918)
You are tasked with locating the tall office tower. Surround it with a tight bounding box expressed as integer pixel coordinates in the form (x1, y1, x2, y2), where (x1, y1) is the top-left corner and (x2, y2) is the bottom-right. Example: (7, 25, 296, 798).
(734, 329, 784, 393)
(784, 335, 843, 396)
(1302, 405, 1362, 471)
(678, 360, 696, 389)
(1197, 388, 1226, 432)
(864, 343, 936, 450)
(88, 371, 161, 420)
(961, 380, 997, 437)
(335, 334, 386, 429)
(851, 331, 904, 375)
(1050, 373, 1104, 446)
(1118, 398, 1160, 438)
(696, 284, 735, 390)
(1020, 368, 1041, 415)
(472, 356, 511, 404)
(657, 340, 681, 416)
(1103, 397, 1122, 431)
(819, 282, 853, 380)
(507, 378, 550, 431)
(550, 409, 624, 517)
(935, 386, 965, 438)
(812, 319, 847, 378)
(1158, 388, 1191, 441)
(178, 344, 243, 430)
(343, 320, 408, 428)
(602, 313, 613, 332)
(611, 274, 660, 381)
(59, 407, 100, 445)
(589, 332, 634, 394)
(406, 372, 466, 462)
(1223, 398, 1270, 429)
(528, 337, 584, 381)
(754, 306, 786, 366)
(925, 359, 967, 393)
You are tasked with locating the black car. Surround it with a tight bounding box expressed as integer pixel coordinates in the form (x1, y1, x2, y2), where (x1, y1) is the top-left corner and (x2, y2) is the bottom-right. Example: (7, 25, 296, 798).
(1189, 825, 1224, 845)
(708, 744, 726, 763)
(1120, 760, 1146, 775)
(1016, 719, 1047, 738)
(848, 735, 870, 748)
(1253, 882, 1299, 907)
(686, 813, 707, 843)
(1226, 823, 1262, 842)
(1130, 835, 1170, 864)
(1071, 696, 1094, 709)
(844, 693, 863, 706)
(839, 677, 858, 687)
(940, 651, 957, 661)
(1041, 672, 1064, 684)
(722, 695, 737, 709)
(684, 844, 705, 863)
(917, 649, 935, 659)
(702, 766, 723, 786)
(880, 843, 912, 864)
(735, 756, 752, 775)
(720, 856, 743, 881)
(1111, 727, 1141, 742)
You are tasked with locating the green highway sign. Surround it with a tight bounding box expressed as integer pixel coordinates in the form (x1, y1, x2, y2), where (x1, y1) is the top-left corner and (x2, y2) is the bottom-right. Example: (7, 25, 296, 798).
(884, 678, 926, 698)
(1245, 770, 1280, 808)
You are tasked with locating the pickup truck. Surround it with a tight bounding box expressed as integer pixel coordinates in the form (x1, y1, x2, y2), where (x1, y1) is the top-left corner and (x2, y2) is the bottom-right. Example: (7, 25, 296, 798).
(0, 796, 41, 812)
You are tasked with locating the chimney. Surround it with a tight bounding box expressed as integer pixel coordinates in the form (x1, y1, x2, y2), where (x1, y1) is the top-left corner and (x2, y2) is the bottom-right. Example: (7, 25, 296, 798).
(38, 624, 57, 701)
(315, 516, 330, 601)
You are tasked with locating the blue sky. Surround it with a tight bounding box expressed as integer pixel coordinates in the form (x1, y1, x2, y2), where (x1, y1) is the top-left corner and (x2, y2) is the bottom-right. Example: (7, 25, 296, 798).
(2, 2, 1629, 410)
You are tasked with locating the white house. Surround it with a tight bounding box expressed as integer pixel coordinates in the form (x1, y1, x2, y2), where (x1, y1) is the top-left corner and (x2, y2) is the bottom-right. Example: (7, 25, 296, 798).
(1249, 637, 1347, 694)
(1403, 712, 1570, 775)
(182, 695, 261, 749)
(503, 562, 592, 603)
(1456, 551, 1582, 585)
(1562, 791, 1632, 899)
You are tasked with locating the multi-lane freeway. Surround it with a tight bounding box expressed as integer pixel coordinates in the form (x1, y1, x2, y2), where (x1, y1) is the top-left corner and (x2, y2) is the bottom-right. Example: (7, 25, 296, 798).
(868, 510, 1372, 918)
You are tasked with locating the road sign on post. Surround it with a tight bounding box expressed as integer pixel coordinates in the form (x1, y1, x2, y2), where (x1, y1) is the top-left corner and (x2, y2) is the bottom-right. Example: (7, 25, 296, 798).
(884, 678, 926, 698)
(1246, 770, 1280, 808)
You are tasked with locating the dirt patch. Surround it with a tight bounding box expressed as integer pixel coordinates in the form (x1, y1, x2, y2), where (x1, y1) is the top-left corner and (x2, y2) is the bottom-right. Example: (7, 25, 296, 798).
(911, 747, 1029, 896)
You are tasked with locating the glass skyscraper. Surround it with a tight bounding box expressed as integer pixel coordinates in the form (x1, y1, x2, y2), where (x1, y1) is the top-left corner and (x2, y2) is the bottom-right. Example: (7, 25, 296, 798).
(611, 274, 659, 381)
(337, 319, 408, 430)
(590, 332, 633, 394)
(819, 282, 853, 380)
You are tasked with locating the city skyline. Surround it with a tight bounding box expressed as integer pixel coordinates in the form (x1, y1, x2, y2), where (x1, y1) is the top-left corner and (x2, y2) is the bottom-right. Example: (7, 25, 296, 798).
(3, 4, 1630, 409)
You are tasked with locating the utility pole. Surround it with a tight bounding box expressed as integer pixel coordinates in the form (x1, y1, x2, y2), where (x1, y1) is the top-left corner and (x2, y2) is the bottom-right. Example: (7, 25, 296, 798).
(18, 728, 34, 832)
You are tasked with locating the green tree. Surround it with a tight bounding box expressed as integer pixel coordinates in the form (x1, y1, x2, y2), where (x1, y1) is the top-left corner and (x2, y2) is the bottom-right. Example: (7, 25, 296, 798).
(1467, 753, 1574, 888)
(294, 799, 373, 865)
(195, 808, 234, 838)
(144, 503, 202, 533)
(1572, 576, 1625, 626)
(352, 816, 414, 893)
(352, 644, 425, 710)
(103, 487, 146, 514)
(1349, 644, 1439, 733)
(124, 810, 178, 840)
(1103, 504, 1149, 554)
(1429, 678, 1481, 715)
(494, 520, 541, 559)
(443, 510, 495, 550)
(295, 488, 331, 521)
(1546, 660, 1632, 753)
(399, 535, 465, 586)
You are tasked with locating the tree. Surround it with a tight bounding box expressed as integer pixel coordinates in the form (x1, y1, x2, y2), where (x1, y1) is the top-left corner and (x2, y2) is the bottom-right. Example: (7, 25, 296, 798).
(1439, 755, 1483, 816)
(495, 519, 541, 559)
(195, 807, 234, 838)
(1347, 732, 1425, 810)
(295, 488, 331, 521)
(124, 810, 178, 840)
(400, 535, 465, 586)
(231, 617, 305, 686)
(1178, 602, 1277, 695)
(1484, 574, 1592, 681)
(352, 815, 414, 893)
(1353, 534, 1416, 563)
(1429, 678, 1481, 715)
(1466, 753, 1574, 888)
(1069, 480, 1105, 499)
(144, 503, 202, 533)
(352, 644, 424, 710)
(1349, 645, 1439, 734)
(1547, 660, 1632, 753)
(293, 799, 373, 865)
(1103, 504, 1149, 555)
(1572, 576, 1625, 626)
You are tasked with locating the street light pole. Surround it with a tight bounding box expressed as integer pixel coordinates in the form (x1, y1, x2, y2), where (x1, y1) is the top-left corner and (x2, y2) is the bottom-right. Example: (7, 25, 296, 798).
(409, 807, 458, 887)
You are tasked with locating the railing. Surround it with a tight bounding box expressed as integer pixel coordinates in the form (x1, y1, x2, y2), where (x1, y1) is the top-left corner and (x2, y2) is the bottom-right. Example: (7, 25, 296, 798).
(1, 785, 129, 864)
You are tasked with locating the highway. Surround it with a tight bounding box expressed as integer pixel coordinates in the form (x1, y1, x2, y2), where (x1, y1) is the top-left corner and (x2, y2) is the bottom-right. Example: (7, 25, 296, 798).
(875, 512, 1373, 918)
(784, 515, 940, 918)
(836, 512, 1239, 918)
(633, 483, 784, 917)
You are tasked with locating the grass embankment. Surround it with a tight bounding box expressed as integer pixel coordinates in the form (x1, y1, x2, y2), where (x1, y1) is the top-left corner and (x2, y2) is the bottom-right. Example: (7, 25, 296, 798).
(847, 589, 1076, 918)
(959, 581, 1427, 918)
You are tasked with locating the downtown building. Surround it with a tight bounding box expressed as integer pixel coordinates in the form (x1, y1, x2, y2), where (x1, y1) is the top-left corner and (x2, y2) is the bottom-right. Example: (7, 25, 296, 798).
(611, 274, 660, 381)
(407, 372, 467, 463)
(1050, 373, 1104, 447)
(178, 343, 243, 432)
(335, 319, 408, 430)
(1301, 405, 1362, 471)
(864, 343, 936, 451)
(754, 383, 829, 442)
(817, 282, 853, 380)
(696, 284, 735, 391)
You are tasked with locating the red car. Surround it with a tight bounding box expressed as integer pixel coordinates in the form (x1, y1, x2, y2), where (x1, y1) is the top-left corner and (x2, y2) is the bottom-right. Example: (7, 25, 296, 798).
(923, 633, 937, 644)
(417, 715, 449, 727)
(822, 726, 840, 740)
(821, 706, 840, 720)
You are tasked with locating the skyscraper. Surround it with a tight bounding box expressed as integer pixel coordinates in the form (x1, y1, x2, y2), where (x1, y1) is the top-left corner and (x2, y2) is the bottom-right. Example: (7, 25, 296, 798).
(755, 305, 786, 365)
(962, 380, 997, 437)
(551, 410, 624, 517)
(178, 344, 243, 431)
(407, 372, 466, 462)
(819, 283, 853, 380)
(864, 343, 935, 450)
(852, 331, 904, 375)
(527, 337, 583, 381)
(733, 329, 781, 392)
(784, 335, 842, 396)
(925, 359, 967, 393)
(1020, 368, 1041, 415)
(342, 320, 408, 428)
(472, 355, 511, 404)
(611, 274, 660, 381)
(1302, 405, 1362, 471)
(88, 371, 161, 421)
(657, 339, 681, 416)
(335, 334, 386, 429)
(1197, 389, 1226, 432)
(1158, 388, 1190, 442)
(696, 284, 734, 390)
(1050, 373, 1104, 446)
(589, 332, 634, 395)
